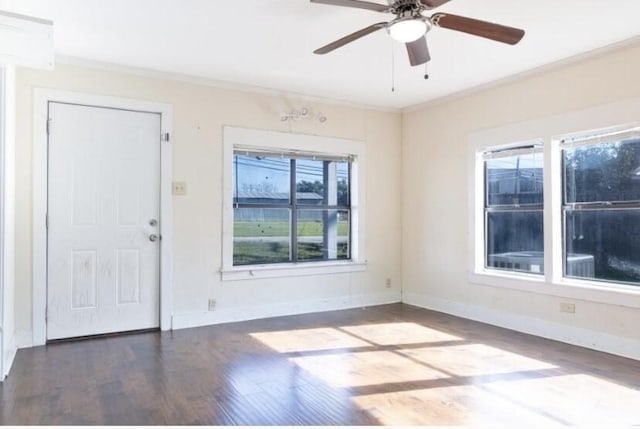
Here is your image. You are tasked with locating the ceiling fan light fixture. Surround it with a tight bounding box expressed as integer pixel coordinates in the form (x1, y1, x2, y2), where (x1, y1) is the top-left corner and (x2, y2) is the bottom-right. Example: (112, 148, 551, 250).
(388, 17, 427, 43)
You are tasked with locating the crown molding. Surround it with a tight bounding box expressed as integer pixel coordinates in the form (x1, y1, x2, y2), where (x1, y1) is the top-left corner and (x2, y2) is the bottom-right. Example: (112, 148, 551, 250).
(54, 55, 400, 114)
(402, 36, 640, 114)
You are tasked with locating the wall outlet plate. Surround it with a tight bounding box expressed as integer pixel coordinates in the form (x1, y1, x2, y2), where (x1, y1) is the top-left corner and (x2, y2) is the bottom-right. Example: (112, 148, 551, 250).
(172, 181, 187, 196)
(560, 302, 576, 314)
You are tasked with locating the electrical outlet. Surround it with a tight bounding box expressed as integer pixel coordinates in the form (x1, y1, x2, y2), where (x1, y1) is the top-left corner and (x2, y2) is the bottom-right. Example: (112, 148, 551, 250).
(172, 181, 187, 196)
(560, 302, 575, 314)
(385, 278, 392, 288)
(208, 299, 216, 311)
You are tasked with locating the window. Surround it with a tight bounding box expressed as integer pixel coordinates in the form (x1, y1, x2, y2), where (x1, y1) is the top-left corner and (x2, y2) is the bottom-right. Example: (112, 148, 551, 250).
(483, 145, 544, 274)
(232, 150, 352, 266)
(562, 129, 640, 286)
(472, 116, 640, 298)
(222, 127, 365, 280)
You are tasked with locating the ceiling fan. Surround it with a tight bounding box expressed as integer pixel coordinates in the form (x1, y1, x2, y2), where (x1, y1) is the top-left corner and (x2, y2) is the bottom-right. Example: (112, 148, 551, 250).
(311, 0, 525, 67)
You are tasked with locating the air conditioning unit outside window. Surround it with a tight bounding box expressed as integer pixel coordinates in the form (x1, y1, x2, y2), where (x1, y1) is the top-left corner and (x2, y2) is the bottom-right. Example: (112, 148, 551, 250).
(487, 250, 595, 277)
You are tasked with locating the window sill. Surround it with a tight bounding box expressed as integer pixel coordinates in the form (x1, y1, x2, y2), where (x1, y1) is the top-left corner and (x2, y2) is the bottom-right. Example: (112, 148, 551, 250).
(469, 270, 640, 309)
(221, 260, 368, 281)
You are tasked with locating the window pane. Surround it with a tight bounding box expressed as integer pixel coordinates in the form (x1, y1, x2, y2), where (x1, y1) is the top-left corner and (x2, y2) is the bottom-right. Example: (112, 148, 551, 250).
(486, 211, 544, 274)
(336, 162, 349, 206)
(486, 153, 544, 206)
(233, 155, 290, 204)
(296, 160, 349, 206)
(297, 210, 350, 262)
(564, 138, 640, 204)
(233, 208, 291, 265)
(565, 209, 640, 285)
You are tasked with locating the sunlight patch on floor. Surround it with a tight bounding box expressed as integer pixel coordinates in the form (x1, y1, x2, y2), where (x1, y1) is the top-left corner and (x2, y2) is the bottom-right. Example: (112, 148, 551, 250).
(249, 327, 370, 353)
(352, 384, 562, 426)
(484, 373, 640, 425)
(399, 343, 557, 377)
(339, 322, 462, 345)
(250, 321, 640, 425)
(289, 350, 449, 388)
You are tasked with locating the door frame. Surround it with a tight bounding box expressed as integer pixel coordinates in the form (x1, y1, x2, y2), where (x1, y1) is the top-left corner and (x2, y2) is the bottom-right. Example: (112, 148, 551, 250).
(0, 67, 6, 375)
(32, 89, 173, 346)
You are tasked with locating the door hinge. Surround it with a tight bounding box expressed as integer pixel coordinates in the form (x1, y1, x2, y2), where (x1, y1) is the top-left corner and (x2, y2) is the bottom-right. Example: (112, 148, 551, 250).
(46, 118, 52, 135)
(45, 213, 49, 229)
(45, 307, 48, 322)
(162, 132, 170, 143)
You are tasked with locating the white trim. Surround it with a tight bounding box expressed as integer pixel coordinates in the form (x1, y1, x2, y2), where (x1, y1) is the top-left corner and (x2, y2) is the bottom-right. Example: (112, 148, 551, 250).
(221, 260, 367, 281)
(2, 333, 16, 380)
(222, 126, 366, 280)
(55, 55, 398, 113)
(0, 10, 54, 70)
(32, 89, 173, 345)
(467, 97, 640, 311)
(0, 65, 17, 379)
(468, 271, 640, 309)
(548, 137, 564, 285)
(0, 66, 5, 378)
(172, 291, 400, 330)
(403, 292, 640, 361)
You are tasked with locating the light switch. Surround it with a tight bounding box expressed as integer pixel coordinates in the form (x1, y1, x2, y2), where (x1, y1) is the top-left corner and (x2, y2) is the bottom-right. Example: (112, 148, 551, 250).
(172, 181, 187, 196)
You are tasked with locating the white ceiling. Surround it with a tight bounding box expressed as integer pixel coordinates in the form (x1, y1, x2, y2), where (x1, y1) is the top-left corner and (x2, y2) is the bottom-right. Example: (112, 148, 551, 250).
(3, 0, 640, 109)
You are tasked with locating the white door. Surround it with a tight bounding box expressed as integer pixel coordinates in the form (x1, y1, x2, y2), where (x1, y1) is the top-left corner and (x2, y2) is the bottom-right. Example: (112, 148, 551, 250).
(47, 102, 161, 340)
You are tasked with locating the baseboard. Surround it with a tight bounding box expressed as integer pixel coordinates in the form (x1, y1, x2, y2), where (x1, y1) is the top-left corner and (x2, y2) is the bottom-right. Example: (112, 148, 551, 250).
(403, 292, 640, 361)
(172, 291, 401, 330)
(2, 332, 17, 380)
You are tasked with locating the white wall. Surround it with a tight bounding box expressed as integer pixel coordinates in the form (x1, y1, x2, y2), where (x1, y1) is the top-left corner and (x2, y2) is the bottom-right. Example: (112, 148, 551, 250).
(1, 65, 16, 377)
(15, 63, 403, 346)
(402, 42, 640, 359)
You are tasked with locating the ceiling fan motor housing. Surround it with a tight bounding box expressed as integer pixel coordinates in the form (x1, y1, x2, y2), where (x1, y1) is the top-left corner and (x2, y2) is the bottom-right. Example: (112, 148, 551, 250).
(388, 0, 431, 33)
(390, 0, 423, 15)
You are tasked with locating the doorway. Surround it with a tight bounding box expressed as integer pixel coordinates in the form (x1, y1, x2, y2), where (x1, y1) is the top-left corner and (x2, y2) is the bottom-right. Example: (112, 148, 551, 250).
(32, 90, 173, 344)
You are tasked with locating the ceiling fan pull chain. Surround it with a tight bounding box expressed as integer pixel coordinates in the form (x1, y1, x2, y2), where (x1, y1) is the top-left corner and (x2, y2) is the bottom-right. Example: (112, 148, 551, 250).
(424, 62, 429, 80)
(391, 40, 396, 92)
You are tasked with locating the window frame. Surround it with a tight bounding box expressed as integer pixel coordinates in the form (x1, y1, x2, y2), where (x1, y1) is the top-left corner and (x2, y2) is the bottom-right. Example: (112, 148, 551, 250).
(232, 153, 353, 265)
(468, 100, 640, 309)
(482, 144, 545, 275)
(222, 126, 367, 281)
(560, 128, 640, 285)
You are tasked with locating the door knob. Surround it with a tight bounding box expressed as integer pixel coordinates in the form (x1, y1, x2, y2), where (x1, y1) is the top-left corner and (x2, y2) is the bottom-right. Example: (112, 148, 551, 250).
(149, 234, 158, 242)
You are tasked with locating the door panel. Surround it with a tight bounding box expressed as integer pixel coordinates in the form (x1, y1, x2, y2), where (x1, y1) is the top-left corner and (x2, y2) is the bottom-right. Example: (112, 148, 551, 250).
(47, 102, 161, 340)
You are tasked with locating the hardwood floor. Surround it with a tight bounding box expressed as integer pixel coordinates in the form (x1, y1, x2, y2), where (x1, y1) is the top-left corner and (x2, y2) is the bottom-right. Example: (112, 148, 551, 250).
(1, 303, 640, 425)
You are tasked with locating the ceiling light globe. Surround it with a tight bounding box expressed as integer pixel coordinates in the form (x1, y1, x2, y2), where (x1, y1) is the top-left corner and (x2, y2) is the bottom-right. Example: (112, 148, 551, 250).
(389, 19, 427, 43)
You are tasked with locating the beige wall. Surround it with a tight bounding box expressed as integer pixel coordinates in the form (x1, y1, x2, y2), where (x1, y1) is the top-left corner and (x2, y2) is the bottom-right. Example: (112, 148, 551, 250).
(13, 42, 640, 358)
(15, 63, 403, 345)
(402, 42, 640, 357)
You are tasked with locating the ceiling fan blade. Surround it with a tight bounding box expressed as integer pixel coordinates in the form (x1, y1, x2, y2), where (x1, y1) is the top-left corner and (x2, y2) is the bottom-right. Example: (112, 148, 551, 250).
(418, 0, 452, 9)
(406, 37, 430, 66)
(310, 0, 390, 13)
(431, 13, 525, 45)
(314, 22, 387, 54)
